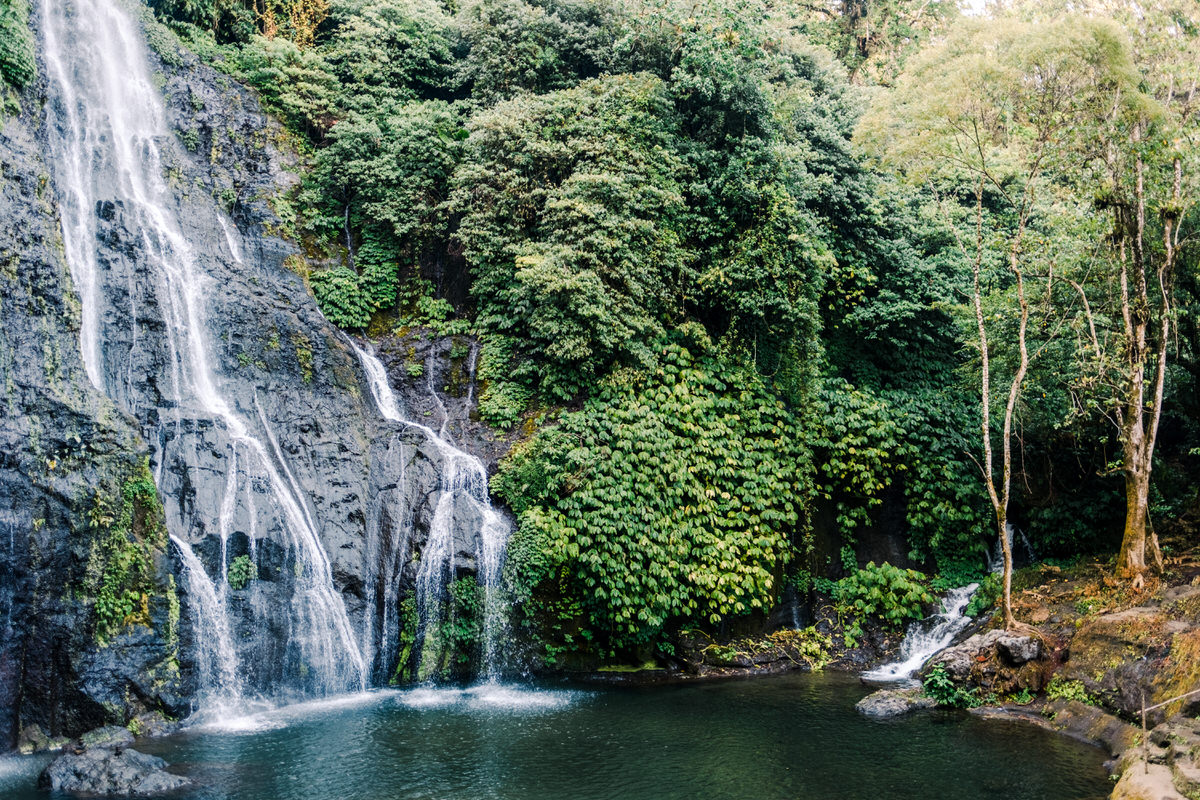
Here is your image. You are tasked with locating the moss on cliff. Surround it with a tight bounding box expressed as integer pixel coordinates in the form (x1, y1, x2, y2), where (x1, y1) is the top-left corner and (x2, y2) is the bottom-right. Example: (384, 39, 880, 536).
(82, 460, 170, 644)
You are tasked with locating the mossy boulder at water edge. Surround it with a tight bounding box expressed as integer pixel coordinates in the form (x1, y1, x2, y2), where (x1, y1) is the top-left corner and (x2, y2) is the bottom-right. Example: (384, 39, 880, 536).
(924, 630, 1051, 695)
(1058, 602, 1200, 725)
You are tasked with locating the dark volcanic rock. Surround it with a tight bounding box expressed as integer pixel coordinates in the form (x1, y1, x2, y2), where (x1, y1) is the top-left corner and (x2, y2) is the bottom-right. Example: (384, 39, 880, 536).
(0, 66, 183, 747)
(0, 4, 508, 746)
(373, 330, 520, 472)
(39, 746, 190, 795)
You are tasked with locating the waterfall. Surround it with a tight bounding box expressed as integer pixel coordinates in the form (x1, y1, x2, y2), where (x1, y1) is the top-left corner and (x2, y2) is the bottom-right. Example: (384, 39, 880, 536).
(990, 523, 1037, 573)
(171, 535, 243, 713)
(350, 340, 512, 680)
(861, 583, 979, 682)
(40, 0, 365, 711)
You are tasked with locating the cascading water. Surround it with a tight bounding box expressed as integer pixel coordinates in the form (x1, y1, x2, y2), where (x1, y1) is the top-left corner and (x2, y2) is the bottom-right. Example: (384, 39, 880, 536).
(990, 523, 1036, 573)
(40, 0, 365, 714)
(861, 583, 979, 682)
(351, 340, 512, 680)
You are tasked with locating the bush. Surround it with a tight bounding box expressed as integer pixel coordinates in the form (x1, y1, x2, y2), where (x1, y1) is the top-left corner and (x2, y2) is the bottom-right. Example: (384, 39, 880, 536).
(495, 340, 813, 656)
(922, 662, 981, 708)
(227, 555, 256, 590)
(310, 267, 371, 329)
(0, 0, 35, 90)
(965, 573, 1001, 617)
(834, 561, 934, 644)
(1045, 677, 1094, 705)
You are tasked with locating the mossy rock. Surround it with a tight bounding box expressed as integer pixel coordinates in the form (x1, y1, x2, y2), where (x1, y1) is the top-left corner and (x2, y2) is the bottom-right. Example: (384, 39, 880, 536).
(1061, 607, 1194, 724)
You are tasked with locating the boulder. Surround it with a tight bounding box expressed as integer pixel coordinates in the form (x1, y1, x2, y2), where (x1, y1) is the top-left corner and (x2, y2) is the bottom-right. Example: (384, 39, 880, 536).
(1058, 607, 1192, 724)
(925, 629, 1049, 694)
(855, 688, 937, 718)
(996, 634, 1041, 665)
(39, 747, 191, 796)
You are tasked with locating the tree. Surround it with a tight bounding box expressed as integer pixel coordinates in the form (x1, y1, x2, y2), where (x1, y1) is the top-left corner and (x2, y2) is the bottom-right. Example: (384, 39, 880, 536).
(791, 0, 959, 85)
(858, 17, 1142, 624)
(1063, 4, 1197, 583)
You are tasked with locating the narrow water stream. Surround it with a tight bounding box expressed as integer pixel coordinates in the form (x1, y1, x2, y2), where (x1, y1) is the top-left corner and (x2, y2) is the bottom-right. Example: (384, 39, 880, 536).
(0, 673, 1110, 800)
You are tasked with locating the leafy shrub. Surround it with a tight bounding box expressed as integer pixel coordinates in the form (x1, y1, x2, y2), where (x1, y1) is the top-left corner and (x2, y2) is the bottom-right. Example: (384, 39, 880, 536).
(0, 0, 34, 90)
(310, 267, 371, 329)
(227, 555, 256, 590)
(1009, 687, 1035, 705)
(446, 576, 482, 665)
(495, 340, 813, 656)
(965, 573, 1001, 617)
(85, 464, 167, 644)
(922, 662, 980, 708)
(833, 561, 934, 643)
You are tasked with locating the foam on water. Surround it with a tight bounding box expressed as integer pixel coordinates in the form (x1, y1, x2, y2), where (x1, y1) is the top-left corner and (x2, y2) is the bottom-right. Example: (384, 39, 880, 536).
(194, 690, 405, 733)
(396, 683, 585, 713)
(0, 755, 47, 793)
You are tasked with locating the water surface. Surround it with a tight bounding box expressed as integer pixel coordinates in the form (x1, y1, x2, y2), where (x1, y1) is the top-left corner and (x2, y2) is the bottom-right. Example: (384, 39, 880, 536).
(0, 673, 1110, 799)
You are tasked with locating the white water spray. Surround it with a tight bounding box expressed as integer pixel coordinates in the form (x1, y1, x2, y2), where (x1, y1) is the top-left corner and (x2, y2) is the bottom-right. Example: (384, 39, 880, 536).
(351, 340, 511, 680)
(862, 583, 979, 682)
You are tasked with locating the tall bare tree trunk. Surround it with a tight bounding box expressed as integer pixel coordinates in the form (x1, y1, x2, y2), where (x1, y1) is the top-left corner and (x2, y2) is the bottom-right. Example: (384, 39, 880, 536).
(1114, 144, 1178, 584)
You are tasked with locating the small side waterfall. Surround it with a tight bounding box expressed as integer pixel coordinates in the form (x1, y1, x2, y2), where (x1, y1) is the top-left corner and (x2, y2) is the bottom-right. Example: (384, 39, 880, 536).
(990, 523, 1036, 573)
(351, 341, 512, 680)
(862, 583, 979, 682)
(40, 0, 366, 714)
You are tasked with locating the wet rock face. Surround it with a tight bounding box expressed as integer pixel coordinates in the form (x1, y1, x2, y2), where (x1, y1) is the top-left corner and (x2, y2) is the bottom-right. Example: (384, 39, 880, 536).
(0, 86, 184, 746)
(1060, 607, 1200, 725)
(373, 330, 520, 473)
(39, 746, 191, 796)
(0, 7, 500, 745)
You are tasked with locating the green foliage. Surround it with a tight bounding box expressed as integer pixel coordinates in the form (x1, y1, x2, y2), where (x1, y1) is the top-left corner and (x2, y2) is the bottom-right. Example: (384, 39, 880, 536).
(455, 73, 690, 407)
(965, 574, 1001, 618)
(85, 463, 168, 644)
(396, 280, 471, 336)
(832, 561, 934, 644)
(1045, 677, 1095, 705)
(1009, 687, 1035, 705)
(0, 0, 34, 90)
(495, 340, 812, 656)
(391, 597, 418, 683)
(227, 555, 256, 590)
(454, 0, 615, 104)
(446, 576, 483, 664)
(233, 35, 336, 138)
(310, 267, 371, 329)
(145, 0, 1200, 664)
(922, 662, 981, 708)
